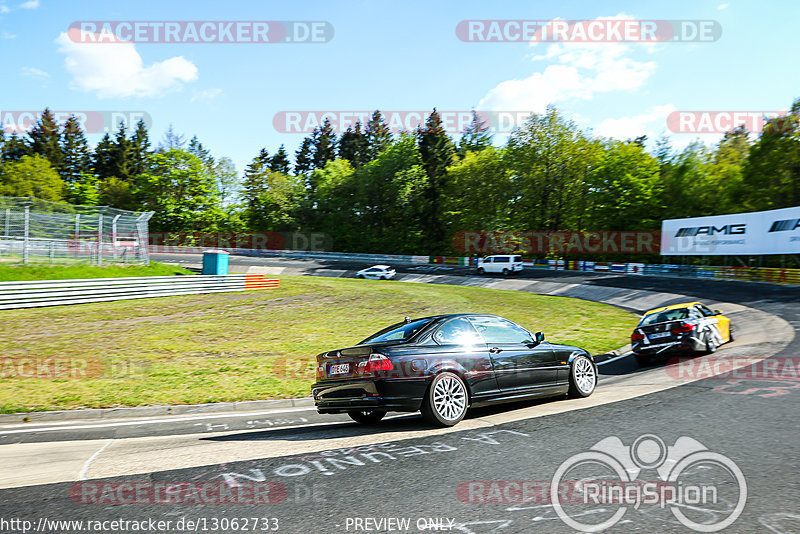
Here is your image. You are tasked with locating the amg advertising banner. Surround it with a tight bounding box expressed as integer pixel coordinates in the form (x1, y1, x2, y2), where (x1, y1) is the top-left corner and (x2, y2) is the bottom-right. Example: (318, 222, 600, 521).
(661, 206, 800, 255)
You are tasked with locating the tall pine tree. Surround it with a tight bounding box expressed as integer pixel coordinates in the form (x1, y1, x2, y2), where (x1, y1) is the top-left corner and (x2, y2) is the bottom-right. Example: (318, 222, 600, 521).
(270, 145, 291, 174)
(417, 109, 456, 252)
(366, 110, 391, 160)
(28, 108, 63, 172)
(60, 115, 92, 185)
(130, 118, 152, 177)
(311, 118, 337, 170)
(295, 137, 314, 176)
(339, 121, 369, 167)
(457, 110, 492, 157)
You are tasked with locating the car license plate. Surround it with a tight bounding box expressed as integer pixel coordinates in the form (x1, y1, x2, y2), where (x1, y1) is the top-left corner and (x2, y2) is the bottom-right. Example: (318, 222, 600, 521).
(649, 332, 670, 340)
(329, 363, 350, 375)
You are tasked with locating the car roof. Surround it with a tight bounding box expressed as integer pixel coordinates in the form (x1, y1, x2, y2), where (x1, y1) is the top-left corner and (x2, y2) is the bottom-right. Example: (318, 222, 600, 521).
(643, 301, 703, 316)
(365, 264, 391, 269)
(407, 312, 503, 322)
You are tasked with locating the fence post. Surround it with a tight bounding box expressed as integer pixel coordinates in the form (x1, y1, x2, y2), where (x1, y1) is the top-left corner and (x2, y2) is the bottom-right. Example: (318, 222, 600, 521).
(97, 213, 103, 266)
(112, 214, 120, 261)
(4, 208, 9, 237)
(23, 204, 29, 265)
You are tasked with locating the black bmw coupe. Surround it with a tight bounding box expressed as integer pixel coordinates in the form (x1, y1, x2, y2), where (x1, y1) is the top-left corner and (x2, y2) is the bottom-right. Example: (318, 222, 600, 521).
(312, 313, 597, 427)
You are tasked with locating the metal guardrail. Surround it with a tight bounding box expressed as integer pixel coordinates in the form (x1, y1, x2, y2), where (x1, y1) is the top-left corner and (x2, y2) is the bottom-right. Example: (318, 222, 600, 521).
(0, 274, 279, 310)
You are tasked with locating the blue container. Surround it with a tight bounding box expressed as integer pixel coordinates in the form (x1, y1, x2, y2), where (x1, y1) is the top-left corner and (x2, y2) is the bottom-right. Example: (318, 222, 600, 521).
(202, 250, 229, 275)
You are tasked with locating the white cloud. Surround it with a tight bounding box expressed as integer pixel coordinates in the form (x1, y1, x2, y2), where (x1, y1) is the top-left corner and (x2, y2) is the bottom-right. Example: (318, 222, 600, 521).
(478, 15, 657, 113)
(55, 31, 198, 98)
(593, 104, 676, 139)
(717, 3, 729, 10)
(21, 66, 48, 78)
(2, 30, 15, 39)
(191, 88, 223, 103)
(19, 0, 38, 8)
(0, 5, 10, 14)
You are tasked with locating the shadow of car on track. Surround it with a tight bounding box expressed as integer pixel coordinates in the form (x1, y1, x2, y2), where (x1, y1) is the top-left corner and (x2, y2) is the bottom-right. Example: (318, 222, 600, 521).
(200, 395, 585, 442)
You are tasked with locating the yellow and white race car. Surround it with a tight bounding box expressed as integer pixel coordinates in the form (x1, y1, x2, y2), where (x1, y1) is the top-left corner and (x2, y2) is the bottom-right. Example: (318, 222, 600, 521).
(631, 302, 733, 366)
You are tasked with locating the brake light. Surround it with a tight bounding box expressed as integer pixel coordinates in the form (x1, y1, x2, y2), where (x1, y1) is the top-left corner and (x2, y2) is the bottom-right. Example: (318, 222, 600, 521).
(631, 331, 645, 342)
(671, 323, 696, 335)
(316, 363, 325, 380)
(360, 354, 393, 373)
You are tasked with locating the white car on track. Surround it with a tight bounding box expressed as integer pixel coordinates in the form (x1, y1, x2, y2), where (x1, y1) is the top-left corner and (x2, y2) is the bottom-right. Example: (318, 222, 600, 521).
(476, 255, 523, 275)
(356, 265, 396, 280)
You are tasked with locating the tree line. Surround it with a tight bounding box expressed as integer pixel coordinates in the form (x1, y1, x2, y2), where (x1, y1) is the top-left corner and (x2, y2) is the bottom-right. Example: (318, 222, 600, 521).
(1, 101, 798, 255)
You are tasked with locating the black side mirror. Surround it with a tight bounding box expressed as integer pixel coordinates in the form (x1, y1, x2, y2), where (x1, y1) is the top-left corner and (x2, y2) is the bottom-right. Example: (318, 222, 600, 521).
(534, 332, 545, 343)
(714, 309, 723, 315)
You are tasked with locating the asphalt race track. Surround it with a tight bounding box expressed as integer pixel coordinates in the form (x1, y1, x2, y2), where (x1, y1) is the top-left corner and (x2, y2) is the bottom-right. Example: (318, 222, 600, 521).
(1, 253, 799, 533)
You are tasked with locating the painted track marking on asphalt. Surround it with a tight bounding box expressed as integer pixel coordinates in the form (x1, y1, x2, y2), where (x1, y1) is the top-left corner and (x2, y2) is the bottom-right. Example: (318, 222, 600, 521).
(0, 406, 317, 435)
(78, 439, 113, 480)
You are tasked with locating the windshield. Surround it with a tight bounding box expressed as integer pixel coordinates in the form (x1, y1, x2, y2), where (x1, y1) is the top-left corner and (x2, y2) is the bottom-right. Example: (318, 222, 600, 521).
(359, 318, 434, 344)
(640, 308, 689, 326)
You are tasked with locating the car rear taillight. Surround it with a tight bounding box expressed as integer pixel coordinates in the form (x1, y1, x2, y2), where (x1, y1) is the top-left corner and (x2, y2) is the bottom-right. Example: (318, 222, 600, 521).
(316, 363, 326, 380)
(631, 331, 645, 342)
(360, 354, 393, 374)
(671, 322, 696, 335)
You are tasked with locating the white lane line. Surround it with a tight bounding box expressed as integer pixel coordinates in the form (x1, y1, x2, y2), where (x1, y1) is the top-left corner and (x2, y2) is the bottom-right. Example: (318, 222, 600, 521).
(78, 439, 113, 480)
(0, 406, 317, 435)
(597, 352, 634, 366)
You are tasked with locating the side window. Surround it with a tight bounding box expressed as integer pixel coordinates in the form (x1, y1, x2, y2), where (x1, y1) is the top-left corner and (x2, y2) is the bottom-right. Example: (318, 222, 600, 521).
(484, 257, 494, 263)
(513, 256, 521, 263)
(688, 308, 702, 319)
(495, 256, 510, 263)
(697, 305, 716, 317)
(434, 318, 484, 345)
(469, 317, 533, 344)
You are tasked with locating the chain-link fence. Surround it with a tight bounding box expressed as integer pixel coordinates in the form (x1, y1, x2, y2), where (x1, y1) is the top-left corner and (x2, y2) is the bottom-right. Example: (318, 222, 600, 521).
(0, 196, 153, 265)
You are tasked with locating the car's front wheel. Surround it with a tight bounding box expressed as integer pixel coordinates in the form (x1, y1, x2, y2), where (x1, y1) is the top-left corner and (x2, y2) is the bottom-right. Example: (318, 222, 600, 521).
(421, 372, 468, 426)
(502, 268, 509, 276)
(568, 355, 597, 398)
(347, 410, 386, 425)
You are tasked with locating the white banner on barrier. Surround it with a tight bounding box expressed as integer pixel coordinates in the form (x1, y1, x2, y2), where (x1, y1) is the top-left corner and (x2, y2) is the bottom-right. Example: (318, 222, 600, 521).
(661, 206, 800, 255)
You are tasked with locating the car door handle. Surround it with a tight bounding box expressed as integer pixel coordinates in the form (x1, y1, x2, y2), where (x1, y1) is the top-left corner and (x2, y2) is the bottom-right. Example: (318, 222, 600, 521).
(489, 347, 502, 354)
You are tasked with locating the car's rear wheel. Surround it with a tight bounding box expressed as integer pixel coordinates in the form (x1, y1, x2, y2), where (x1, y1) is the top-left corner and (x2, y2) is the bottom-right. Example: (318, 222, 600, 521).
(347, 410, 386, 425)
(421, 372, 468, 427)
(477, 267, 485, 275)
(568, 355, 597, 398)
(357, 274, 364, 279)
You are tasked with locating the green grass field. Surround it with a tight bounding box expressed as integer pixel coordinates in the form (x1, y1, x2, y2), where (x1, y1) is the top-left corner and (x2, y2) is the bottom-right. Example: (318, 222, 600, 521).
(0, 275, 638, 413)
(0, 262, 193, 282)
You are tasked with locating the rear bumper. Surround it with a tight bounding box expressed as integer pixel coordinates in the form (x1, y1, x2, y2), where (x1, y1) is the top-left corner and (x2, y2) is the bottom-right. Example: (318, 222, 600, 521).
(633, 336, 704, 355)
(312, 378, 430, 413)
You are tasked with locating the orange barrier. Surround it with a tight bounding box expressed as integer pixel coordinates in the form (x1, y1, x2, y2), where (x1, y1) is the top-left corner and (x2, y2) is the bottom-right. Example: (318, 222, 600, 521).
(244, 274, 280, 290)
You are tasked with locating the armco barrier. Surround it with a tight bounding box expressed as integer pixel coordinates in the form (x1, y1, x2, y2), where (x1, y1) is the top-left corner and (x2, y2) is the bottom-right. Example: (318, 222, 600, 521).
(0, 274, 279, 310)
(149, 246, 800, 286)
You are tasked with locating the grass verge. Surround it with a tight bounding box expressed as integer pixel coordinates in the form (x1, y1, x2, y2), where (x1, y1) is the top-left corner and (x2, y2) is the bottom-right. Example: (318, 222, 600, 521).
(0, 275, 638, 413)
(0, 262, 193, 281)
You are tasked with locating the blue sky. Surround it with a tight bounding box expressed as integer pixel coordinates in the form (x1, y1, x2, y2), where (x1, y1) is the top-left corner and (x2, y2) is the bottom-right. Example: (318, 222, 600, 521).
(1, 0, 798, 176)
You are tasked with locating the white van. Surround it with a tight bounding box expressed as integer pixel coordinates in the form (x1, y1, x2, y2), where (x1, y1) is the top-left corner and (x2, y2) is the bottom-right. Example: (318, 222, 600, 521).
(476, 255, 523, 275)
